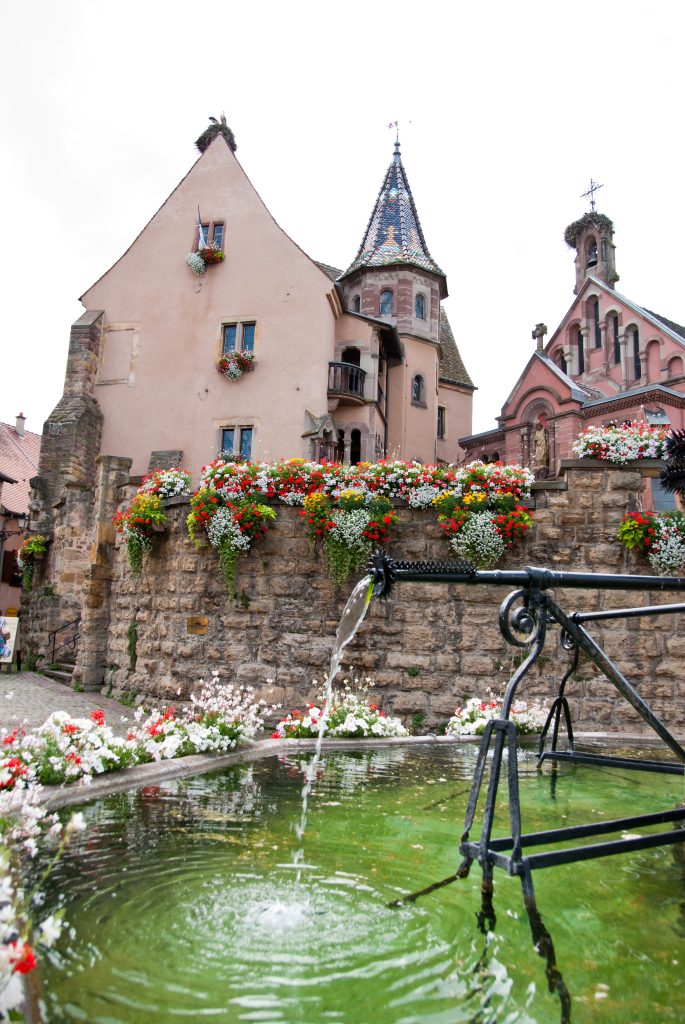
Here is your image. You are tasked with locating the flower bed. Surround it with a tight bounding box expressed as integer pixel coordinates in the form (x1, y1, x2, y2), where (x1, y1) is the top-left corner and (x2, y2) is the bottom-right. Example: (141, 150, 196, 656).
(272, 678, 407, 739)
(1, 776, 87, 1016)
(0, 674, 273, 791)
(617, 510, 685, 575)
(187, 488, 276, 592)
(572, 421, 668, 463)
(301, 489, 399, 587)
(445, 694, 548, 736)
(113, 467, 191, 573)
(432, 461, 534, 569)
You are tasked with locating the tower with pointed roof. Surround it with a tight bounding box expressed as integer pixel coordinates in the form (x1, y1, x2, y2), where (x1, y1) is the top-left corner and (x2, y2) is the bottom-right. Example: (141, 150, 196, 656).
(339, 138, 474, 461)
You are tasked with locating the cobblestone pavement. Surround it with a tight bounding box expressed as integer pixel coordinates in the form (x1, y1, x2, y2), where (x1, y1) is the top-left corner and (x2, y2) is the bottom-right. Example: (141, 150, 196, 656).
(0, 672, 135, 737)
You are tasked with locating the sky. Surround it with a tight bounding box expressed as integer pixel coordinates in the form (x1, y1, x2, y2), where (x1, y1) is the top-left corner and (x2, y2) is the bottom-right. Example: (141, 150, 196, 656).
(2, 0, 684, 440)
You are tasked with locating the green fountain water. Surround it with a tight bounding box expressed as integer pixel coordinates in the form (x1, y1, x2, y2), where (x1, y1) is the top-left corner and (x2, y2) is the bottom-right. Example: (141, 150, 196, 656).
(35, 744, 684, 1023)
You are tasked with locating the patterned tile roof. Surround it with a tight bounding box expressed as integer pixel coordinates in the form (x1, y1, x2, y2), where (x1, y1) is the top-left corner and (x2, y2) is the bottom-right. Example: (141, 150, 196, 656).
(0, 421, 41, 516)
(342, 142, 445, 279)
(439, 308, 474, 389)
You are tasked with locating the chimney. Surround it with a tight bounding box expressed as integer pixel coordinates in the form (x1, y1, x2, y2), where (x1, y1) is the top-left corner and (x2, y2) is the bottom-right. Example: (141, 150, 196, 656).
(15, 412, 25, 437)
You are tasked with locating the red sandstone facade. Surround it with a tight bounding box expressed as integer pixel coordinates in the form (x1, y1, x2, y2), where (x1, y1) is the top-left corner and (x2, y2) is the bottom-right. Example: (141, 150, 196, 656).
(460, 212, 685, 497)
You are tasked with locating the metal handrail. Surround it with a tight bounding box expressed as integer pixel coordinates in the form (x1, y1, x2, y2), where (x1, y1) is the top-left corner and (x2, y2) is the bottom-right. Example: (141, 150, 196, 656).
(47, 616, 81, 664)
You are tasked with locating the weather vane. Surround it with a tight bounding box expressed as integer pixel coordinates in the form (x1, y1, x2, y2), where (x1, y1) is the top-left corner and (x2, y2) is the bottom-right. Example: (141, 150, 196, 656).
(387, 120, 399, 142)
(581, 178, 604, 212)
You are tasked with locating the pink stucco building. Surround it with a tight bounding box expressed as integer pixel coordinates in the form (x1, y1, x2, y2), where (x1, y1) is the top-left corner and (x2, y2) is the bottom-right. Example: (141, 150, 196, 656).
(460, 210, 685, 496)
(58, 120, 473, 481)
(0, 415, 39, 616)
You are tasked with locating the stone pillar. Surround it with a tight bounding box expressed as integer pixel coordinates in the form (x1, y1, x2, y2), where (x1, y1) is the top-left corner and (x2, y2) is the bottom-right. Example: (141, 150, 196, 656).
(23, 312, 106, 662)
(72, 455, 132, 692)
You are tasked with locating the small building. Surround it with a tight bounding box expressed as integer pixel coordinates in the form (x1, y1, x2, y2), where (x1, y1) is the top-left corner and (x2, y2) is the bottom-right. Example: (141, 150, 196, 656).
(459, 210, 685, 495)
(0, 414, 39, 615)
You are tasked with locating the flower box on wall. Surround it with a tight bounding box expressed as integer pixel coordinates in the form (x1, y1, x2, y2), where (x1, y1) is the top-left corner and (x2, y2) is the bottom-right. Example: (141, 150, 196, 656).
(216, 352, 255, 381)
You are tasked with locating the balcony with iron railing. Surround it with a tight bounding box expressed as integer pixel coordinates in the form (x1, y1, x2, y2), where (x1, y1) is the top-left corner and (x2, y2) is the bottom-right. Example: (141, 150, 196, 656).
(328, 362, 367, 404)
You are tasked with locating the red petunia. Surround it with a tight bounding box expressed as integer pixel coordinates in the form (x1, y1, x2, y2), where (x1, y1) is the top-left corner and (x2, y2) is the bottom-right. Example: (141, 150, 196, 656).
(9, 943, 36, 975)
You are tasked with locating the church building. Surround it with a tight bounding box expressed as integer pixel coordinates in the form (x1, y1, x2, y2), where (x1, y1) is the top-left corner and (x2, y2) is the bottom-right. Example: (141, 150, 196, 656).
(460, 207, 685, 492)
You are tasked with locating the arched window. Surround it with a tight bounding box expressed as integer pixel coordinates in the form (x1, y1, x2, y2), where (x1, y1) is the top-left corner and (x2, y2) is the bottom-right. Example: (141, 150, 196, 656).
(352, 294, 361, 313)
(586, 236, 598, 268)
(341, 347, 360, 366)
(555, 349, 568, 375)
(412, 374, 425, 404)
(576, 328, 585, 375)
(350, 429, 362, 465)
(629, 327, 641, 379)
(607, 313, 620, 365)
(668, 356, 684, 378)
(415, 294, 426, 320)
(379, 290, 394, 316)
(590, 298, 601, 347)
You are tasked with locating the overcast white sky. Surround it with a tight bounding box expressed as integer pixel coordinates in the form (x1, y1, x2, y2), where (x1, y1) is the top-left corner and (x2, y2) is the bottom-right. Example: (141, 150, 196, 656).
(2, 0, 684, 440)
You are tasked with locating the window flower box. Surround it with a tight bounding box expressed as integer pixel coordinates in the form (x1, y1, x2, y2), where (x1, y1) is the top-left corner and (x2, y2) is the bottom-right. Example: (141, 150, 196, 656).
(185, 245, 225, 276)
(216, 351, 255, 381)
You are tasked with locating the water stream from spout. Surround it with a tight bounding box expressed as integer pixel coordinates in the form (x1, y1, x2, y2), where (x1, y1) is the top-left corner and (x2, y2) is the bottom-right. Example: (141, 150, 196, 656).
(291, 575, 374, 881)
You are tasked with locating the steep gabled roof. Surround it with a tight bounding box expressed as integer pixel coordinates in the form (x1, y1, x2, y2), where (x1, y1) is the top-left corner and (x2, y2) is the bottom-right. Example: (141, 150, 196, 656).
(547, 276, 685, 351)
(642, 309, 685, 342)
(314, 261, 342, 282)
(342, 141, 445, 281)
(499, 351, 589, 421)
(439, 309, 474, 389)
(0, 422, 41, 516)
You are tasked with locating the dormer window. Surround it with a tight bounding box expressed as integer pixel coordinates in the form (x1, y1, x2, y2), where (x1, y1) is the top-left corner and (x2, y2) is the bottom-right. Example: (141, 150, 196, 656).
(379, 290, 394, 316)
(415, 294, 426, 320)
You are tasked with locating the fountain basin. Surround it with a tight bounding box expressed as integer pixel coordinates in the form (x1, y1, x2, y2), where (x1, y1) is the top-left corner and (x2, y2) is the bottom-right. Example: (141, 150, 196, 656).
(29, 739, 685, 1023)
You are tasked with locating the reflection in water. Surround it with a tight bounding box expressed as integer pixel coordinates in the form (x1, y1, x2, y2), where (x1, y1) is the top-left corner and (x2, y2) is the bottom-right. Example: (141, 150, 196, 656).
(521, 890, 572, 1024)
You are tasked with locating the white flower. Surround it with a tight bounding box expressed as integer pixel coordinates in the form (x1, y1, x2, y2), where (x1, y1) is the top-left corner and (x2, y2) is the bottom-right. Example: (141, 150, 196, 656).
(450, 511, 505, 568)
(64, 812, 87, 836)
(186, 252, 206, 276)
(37, 914, 63, 948)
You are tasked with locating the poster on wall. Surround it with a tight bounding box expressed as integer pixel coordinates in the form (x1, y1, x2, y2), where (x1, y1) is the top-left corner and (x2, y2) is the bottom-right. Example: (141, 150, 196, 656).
(0, 617, 18, 663)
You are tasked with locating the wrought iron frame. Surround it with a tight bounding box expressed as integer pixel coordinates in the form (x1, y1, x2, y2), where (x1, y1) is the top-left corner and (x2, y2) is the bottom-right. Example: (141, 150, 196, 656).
(368, 555, 685, 902)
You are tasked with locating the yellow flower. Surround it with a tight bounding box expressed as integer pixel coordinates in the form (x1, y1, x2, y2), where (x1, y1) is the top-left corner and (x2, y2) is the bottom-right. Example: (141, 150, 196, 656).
(304, 492, 328, 512)
(432, 490, 456, 508)
(338, 489, 364, 504)
(462, 492, 487, 507)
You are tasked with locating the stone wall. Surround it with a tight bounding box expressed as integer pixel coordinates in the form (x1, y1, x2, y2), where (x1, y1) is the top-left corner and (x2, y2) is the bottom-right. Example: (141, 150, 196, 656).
(33, 457, 682, 738)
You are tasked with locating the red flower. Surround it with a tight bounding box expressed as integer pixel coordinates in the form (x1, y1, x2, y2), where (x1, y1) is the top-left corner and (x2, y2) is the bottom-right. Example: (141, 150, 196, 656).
(9, 943, 36, 975)
(63, 723, 78, 736)
(90, 710, 105, 727)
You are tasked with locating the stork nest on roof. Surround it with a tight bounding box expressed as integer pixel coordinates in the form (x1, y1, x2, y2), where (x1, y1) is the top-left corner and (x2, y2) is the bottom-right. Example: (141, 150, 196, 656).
(563, 212, 614, 249)
(196, 122, 237, 154)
